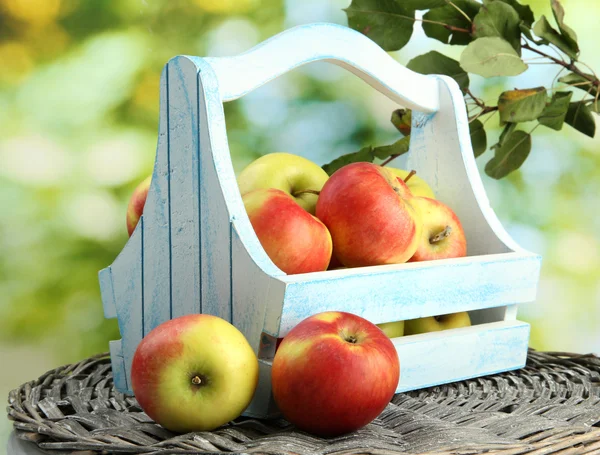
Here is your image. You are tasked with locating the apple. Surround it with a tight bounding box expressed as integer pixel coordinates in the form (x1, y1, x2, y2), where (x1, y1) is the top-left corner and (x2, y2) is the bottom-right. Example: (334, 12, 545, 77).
(404, 312, 471, 335)
(126, 175, 151, 237)
(409, 197, 467, 262)
(237, 152, 329, 215)
(387, 168, 435, 199)
(131, 314, 259, 433)
(316, 162, 422, 267)
(243, 188, 332, 274)
(271, 311, 399, 436)
(376, 320, 405, 338)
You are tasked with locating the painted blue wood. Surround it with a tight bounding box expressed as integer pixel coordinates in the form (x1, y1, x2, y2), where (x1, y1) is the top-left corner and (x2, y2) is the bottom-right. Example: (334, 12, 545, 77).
(109, 340, 128, 393)
(108, 216, 144, 392)
(274, 252, 540, 336)
(393, 320, 530, 392)
(205, 23, 439, 113)
(98, 23, 543, 418)
(142, 65, 172, 333)
(167, 57, 202, 319)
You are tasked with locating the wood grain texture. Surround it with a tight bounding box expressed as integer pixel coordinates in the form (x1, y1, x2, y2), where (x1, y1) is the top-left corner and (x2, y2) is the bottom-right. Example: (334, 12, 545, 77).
(392, 320, 530, 392)
(275, 252, 540, 336)
(142, 65, 171, 333)
(205, 23, 439, 112)
(108, 218, 144, 392)
(167, 57, 201, 319)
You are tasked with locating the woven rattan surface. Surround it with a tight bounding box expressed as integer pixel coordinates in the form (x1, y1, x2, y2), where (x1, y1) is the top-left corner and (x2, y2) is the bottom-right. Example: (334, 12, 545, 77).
(7, 350, 600, 455)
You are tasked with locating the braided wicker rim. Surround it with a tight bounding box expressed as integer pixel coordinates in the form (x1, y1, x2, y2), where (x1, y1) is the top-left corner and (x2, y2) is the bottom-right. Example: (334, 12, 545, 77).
(7, 350, 600, 455)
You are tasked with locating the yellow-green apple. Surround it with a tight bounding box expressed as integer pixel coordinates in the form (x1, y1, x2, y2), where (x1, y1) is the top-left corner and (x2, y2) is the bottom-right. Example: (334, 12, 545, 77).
(316, 162, 422, 267)
(126, 175, 151, 236)
(387, 168, 435, 199)
(243, 188, 332, 274)
(404, 312, 471, 335)
(131, 314, 259, 433)
(271, 311, 399, 436)
(237, 152, 329, 215)
(409, 197, 467, 262)
(377, 320, 405, 338)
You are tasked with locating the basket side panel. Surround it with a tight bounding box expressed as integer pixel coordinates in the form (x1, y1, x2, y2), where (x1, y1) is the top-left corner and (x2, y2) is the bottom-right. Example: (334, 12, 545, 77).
(393, 320, 530, 392)
(167, 58, 202, 319)
(276, 253, 540, 336)
(197, 64, 233, 322)
(406, 76, 522, 256)
(109, 220, 143, 391)
(142, 65, 172, 332)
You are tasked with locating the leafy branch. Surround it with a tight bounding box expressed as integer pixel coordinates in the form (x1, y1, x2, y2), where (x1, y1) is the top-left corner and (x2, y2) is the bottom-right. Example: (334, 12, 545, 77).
(324, 0, 599, 179)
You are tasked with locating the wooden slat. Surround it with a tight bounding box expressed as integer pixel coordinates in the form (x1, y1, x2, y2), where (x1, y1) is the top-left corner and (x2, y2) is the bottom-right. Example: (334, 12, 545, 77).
(196, 62, 232, 321)
(109, 219, 144, 390)
(167, 57, 201, 318)
(393, 320, 530, 392)
(275, 252, 540, 336)
(98, 267, 116, 319)
(108, 340, 129, 393)
(142, 65, 172, 333)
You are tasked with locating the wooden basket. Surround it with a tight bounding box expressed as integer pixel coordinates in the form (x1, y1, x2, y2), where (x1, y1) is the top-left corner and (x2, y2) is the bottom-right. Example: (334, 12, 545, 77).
(99, 22, 542, 418)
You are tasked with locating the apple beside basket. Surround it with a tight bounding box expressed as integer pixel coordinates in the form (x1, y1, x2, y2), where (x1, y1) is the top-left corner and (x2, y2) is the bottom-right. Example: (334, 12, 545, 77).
(99, 23, 541, 419)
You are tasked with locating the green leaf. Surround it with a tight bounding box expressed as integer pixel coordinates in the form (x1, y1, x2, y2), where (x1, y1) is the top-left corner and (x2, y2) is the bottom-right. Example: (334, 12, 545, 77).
(321, 136, 411, 175)
(558, 72, 596, 97)
(494, 122, 517, 149)
(398, 0, 447, 9)
(565, 102, 596, 138)
(345, 0, 416, 51)
(322, 146, 375, 175)
(372, 136, 411, 159)
(551, 0, 578, 54)
(519, 23, 548, 45)
(469, 120, 487, 157)
(391, 109, 412, 135)
(498, 87, 547, 123)
(473, 0, 521, 53)
(485, 130, 531, 179)
(533, 15, 578, 60)
(538, 91, 573, 130)
(498, 0, 534, 27)
(460, 37, 527, 77)
(422, 0, 480, 45)
(407, 51, 470, 91)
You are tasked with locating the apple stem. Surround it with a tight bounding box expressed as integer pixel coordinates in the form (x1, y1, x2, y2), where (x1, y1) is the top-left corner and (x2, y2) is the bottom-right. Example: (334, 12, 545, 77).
(429, 226, 452, 244)
(292, 189, 321, 197)
(191, 376, 202, 385)
(403, 170, 417, 184)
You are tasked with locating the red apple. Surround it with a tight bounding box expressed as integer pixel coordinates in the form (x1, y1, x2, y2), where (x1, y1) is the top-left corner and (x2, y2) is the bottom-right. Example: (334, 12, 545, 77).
(271, 311, 400, 436)
(131, 314, 259, 433)
(126, 175, 151, 237)
(316, 162, 422, 267)
(243, 188, 332, 274)
(409, 197, 467, 261)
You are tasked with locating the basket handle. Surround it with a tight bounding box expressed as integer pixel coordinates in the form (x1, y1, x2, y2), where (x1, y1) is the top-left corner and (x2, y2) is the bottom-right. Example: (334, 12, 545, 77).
(204, 22, 440, 113)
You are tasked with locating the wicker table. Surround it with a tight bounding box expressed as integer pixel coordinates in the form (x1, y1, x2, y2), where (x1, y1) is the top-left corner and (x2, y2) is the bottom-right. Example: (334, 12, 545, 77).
(6, 350, 600, 455)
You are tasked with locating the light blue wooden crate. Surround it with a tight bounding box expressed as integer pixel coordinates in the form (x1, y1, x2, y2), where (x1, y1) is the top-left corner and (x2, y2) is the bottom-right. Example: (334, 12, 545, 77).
(99, 22, 541, 418)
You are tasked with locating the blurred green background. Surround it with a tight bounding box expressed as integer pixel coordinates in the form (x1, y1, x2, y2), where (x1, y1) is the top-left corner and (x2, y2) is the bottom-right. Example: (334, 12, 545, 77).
(1, 0, 599, 445)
